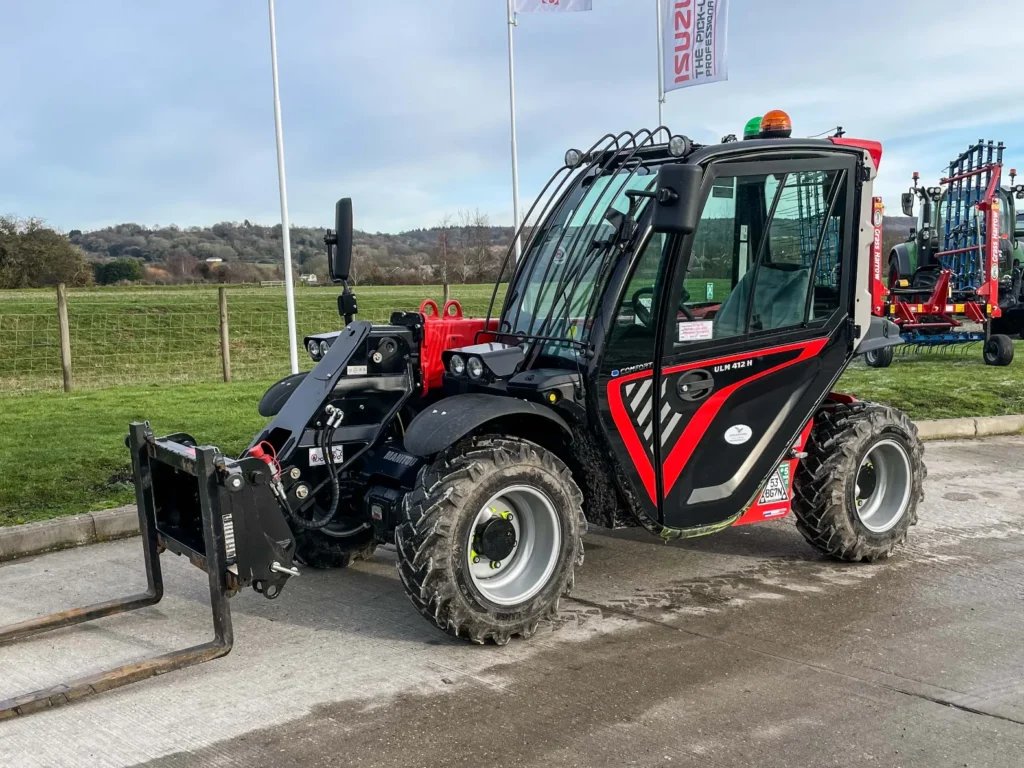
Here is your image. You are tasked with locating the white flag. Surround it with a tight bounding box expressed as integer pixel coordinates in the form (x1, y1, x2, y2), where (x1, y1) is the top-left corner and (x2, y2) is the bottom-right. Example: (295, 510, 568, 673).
(662, 0, 729, 93)
(515, 0, 593, 12)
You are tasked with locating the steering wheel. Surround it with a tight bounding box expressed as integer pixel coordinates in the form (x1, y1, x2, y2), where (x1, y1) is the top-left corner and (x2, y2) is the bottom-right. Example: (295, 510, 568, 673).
(631, 286, 695, 327)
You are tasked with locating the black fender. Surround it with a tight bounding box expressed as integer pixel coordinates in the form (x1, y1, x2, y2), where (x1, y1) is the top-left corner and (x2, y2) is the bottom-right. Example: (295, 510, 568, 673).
(890, 243, 913, 281)
(402, 393, 572, 458)
(854, 316, 903, 355)
(258, 372, 309, 417)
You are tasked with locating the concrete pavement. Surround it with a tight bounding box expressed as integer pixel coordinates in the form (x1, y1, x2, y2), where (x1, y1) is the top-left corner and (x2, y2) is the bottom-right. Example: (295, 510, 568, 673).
(2, 436, 1024, 767)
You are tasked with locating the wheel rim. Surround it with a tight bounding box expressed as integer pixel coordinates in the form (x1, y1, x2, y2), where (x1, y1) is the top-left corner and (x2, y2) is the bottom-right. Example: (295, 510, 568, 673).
(467, 485, 561, 606)
(866, 350, 878, 364)
(985, 341, 999, 363)
(854, 439, 912, 533)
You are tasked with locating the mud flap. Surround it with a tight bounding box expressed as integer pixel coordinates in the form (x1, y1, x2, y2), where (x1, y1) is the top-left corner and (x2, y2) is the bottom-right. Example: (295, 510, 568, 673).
(0, 422, 296, 720)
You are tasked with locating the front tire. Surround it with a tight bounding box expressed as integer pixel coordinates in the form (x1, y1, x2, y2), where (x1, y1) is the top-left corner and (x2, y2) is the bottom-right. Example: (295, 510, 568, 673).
(793, 403, 925, 562)
(396, 436, 585, 644)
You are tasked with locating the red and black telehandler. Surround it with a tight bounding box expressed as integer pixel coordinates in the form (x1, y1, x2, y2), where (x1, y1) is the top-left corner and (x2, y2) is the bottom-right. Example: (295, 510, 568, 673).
(1, 112, 925, 719)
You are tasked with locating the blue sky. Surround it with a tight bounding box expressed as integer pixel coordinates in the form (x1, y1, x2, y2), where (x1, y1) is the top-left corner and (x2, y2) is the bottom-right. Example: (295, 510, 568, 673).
(2, 0, 1021, 234)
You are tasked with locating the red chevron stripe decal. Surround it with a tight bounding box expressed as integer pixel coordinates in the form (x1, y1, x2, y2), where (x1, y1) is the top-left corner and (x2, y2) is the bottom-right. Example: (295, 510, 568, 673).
(607, 338, 827, 505)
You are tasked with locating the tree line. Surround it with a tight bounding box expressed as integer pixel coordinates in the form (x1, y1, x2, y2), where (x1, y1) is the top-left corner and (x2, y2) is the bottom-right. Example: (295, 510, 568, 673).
(1, 210, 913, 290)
(0, 212, 516, 289)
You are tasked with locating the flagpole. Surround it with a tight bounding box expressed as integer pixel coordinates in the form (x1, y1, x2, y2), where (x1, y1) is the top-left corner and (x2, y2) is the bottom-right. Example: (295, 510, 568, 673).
(506, 0, 523, 263)
(268, 0, 299, 375)
(655, 0, 665, 127)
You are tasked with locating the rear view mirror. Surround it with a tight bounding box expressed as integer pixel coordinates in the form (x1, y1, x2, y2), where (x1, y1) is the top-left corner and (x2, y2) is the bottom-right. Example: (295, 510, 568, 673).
(650, 164, 703, 236)
(901, 192, 914, 218)
(327, 198, 353, 283)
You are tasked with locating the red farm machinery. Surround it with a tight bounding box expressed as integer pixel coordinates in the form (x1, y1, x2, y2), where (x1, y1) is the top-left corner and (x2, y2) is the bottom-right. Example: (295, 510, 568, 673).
(868, 140, 1024, 367)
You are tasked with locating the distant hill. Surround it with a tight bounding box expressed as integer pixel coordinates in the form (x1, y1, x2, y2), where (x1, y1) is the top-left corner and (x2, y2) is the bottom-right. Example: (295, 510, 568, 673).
(66, 214, 918, 286)
(884, 215, 913, 234)
(69, 220, 515, 286)
(882, 216, 914, 256)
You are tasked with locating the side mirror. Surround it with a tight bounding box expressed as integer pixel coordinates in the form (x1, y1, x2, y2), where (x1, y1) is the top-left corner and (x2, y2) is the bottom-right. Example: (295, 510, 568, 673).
(327, 198, 353, 283)
(900, 192, 914, 218)
(649, 164, 704, 236)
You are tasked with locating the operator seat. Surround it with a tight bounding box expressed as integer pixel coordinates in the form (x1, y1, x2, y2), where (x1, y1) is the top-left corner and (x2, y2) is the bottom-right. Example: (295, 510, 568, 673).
(713, 263, 810, 337)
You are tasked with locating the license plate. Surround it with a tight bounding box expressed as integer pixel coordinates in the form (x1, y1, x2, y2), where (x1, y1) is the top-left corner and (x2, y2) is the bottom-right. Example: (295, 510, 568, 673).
(308, 446, 344, 467)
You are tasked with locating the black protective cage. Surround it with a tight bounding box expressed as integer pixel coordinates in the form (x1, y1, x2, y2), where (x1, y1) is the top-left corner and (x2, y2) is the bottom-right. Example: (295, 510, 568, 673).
(483, 128, 680, 363)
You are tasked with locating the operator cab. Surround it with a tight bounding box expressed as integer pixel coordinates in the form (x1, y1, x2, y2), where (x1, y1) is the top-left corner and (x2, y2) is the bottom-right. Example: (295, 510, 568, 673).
(439, 112, 882, 533)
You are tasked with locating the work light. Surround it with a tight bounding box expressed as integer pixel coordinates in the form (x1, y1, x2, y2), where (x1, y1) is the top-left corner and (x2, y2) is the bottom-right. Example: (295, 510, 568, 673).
(450, 354, 466, 375)
(467, 356, 485, 379)
(319, 340, 331, 357)
(668, 135, 690, 157)
(307, 339, 321, 360)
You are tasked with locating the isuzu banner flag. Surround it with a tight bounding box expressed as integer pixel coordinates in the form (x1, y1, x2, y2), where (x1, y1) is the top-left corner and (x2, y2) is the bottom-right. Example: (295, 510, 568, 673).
(662, 0, 729, 92)
(515, 0, 593, 12)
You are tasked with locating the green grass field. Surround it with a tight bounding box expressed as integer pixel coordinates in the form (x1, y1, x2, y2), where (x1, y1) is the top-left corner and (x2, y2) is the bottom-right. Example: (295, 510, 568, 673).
(0, 284, 504, 391)
(3, 345, 1024, 526)
(3, 284, 1024, 526)
(0, 381, 273, 526)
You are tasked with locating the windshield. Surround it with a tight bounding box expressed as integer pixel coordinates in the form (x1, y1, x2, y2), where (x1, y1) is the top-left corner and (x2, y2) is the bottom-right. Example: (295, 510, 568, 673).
(501, 166, 656, 360)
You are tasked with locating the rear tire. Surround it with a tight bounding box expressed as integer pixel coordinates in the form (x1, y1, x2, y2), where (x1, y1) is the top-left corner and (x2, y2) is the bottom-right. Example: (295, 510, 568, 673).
(793, 403, 925, 562)
(864, 346, 894, 368)
(396, 436, 585, 645)
(983, 334, 1014, 366)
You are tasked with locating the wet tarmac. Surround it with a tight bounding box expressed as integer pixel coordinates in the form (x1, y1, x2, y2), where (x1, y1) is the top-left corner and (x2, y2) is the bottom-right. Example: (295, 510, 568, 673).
(2, 436, 1023, 767)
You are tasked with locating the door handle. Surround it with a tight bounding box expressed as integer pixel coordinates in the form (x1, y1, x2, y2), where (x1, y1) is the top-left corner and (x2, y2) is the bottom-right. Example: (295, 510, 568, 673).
(677, 369, 714, 402)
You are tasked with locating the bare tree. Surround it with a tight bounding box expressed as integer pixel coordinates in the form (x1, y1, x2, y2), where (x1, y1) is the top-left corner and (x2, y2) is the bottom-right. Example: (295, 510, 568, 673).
(454, 208, 491, 284)
(166, 250, 198, 283)
(431, 215, 454, 300)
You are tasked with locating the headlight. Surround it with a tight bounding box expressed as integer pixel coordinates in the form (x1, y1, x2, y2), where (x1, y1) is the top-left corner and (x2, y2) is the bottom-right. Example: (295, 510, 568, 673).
(307, 339, 321, 359)
(450, 354, 465, 375)
(467, 356, 484, 379)
(319, 340, 331, 357)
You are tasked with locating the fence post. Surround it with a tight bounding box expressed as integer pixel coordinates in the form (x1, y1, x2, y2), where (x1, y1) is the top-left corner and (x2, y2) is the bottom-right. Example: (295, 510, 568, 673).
(56, 283, 73, 392)
(442, 283, 451, 303)
(219, 287, 232, 383)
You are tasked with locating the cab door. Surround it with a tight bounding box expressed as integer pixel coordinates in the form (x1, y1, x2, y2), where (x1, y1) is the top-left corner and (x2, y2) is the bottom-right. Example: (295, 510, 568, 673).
(605, 154, 860, 531)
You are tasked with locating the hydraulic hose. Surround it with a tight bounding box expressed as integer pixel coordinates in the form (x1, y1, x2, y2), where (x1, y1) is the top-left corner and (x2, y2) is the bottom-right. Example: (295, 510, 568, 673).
(288, 410, 342, 531)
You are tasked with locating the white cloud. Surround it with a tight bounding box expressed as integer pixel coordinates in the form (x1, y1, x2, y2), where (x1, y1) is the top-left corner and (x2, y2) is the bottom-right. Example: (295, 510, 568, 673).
(0, 0, 1020, 233)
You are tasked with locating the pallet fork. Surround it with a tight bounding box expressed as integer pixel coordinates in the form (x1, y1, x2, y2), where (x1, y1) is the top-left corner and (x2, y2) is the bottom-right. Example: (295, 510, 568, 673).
(0, 422, 296, 720)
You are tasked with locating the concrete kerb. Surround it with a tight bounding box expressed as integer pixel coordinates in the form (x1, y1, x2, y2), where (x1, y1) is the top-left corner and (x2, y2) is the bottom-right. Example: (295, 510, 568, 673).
(915, 414, 1024, 441)
(3, 415, 1024, 563)
(0, 505, 138, 563)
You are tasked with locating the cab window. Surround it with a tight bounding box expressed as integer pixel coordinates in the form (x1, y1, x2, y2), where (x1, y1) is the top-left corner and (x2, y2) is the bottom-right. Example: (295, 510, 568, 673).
(606, 232, 669, 362)
(677, 168, 847, 343)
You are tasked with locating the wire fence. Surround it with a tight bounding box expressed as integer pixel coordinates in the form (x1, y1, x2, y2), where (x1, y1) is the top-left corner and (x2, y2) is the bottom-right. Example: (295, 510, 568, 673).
(0, 284, 500, 393)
